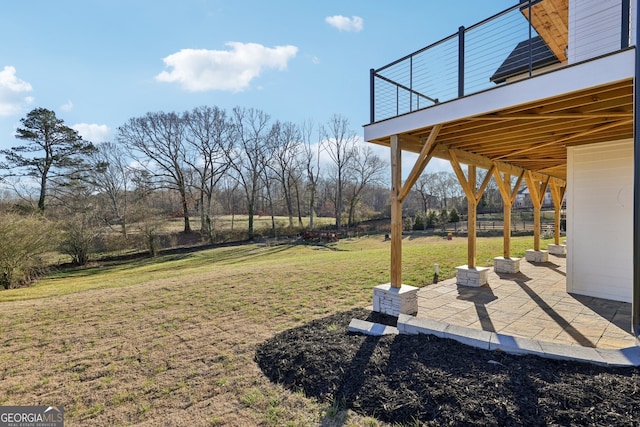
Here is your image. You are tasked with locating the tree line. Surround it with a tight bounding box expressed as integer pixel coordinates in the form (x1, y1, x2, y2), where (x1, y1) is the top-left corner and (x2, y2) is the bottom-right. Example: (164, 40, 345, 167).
(0, 106, 515, 288)
(0, 107, 395, 280)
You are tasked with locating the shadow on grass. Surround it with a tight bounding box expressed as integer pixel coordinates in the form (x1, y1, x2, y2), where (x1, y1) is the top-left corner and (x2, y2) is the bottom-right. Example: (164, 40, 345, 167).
(256, 308, 640, 426)
(51, 240, 298, 279)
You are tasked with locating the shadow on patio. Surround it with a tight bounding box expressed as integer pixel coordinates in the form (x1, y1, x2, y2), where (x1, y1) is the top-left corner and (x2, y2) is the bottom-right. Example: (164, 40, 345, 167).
(416, 254, 636, 349)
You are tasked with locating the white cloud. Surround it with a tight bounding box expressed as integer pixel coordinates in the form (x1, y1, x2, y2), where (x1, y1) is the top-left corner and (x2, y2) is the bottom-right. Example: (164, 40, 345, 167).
(325, 15, 363, 32)
(72, 123, 112, 143)
(60, 100, 73, 112)
(0, 66, 33, 116)
(155, 42, 298, 92)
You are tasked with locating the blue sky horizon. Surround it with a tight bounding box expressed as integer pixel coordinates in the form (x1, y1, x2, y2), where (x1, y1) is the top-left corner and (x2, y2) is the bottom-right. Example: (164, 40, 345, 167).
(0, 0, 514, 173)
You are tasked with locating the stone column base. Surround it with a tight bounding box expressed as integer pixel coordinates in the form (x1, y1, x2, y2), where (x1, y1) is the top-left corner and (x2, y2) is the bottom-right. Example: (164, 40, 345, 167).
(493, 257, 521, 274)
(455, 265, 489, 287)
(547, 244, 566, 255)
(373, 283, 418, 316)
(525, 249, 549, 263)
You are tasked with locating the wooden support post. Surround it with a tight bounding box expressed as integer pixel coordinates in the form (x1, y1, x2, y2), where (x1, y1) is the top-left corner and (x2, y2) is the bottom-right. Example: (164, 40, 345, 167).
(525, 171, 549, 251)
(467, 165, 477, 268)
(493, 169, 524, 258)
(390, 135, 402, 288)
(504, 173, 512, 257)
(449, 150, 494, 270)
(550, 183, 566, 245)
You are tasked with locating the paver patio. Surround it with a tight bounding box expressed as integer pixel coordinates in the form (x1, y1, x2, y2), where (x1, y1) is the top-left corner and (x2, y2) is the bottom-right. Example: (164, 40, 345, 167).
(416, 253, 637, 349)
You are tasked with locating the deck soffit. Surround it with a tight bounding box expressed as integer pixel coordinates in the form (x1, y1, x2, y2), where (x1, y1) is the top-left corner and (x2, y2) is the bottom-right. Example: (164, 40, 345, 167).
(368, 78, 633, 182)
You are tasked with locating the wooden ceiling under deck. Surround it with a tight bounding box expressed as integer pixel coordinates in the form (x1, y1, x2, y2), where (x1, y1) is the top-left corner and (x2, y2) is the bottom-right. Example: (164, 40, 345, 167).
(369, 79, 634, 183)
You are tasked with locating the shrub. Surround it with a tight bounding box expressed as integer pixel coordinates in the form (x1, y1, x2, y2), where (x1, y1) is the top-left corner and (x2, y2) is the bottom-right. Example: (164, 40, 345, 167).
(59, 213, 102, 265)
(0, 213, 58, 289)
(449, 207, 460, 223)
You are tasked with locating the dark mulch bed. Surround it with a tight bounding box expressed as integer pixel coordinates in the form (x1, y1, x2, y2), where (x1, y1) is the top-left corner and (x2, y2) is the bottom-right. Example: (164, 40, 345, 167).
(255, 308, 640, 426)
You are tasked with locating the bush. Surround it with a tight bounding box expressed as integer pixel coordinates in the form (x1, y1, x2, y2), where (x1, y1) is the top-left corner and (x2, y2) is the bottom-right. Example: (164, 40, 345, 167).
(59, 214, 102, 265)
(449, 207, 460, 223)
(0, 213, 58, 289)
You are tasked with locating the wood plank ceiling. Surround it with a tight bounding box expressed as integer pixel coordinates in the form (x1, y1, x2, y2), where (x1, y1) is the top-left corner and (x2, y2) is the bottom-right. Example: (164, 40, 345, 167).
(368, 78, 634, 182)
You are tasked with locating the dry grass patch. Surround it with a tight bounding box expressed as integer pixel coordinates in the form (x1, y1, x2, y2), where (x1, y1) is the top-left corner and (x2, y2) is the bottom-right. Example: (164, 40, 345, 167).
(0, 234, 549, 426)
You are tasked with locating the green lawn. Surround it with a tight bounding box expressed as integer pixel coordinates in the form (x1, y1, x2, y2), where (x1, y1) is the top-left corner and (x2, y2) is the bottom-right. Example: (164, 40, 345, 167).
(0, 234, 552, 426)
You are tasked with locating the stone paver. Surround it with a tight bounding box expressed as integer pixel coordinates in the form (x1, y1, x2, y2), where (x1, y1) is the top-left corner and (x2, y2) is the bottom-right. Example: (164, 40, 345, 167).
(416, 254, 638, 349)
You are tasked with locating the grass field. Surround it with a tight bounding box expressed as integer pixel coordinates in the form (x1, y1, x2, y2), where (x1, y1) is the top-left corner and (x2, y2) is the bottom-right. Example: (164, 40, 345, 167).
(0, 234, 551, 426)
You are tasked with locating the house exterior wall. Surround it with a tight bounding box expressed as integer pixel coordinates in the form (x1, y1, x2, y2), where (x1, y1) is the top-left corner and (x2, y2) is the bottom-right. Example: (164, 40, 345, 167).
(566, 139, 633, 303)
(568, 0, 623, 63)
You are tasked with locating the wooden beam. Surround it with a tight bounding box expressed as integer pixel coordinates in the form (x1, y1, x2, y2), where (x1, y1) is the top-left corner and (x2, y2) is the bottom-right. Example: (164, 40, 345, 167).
(398, 124, 442, 202)
(390, 135, 402, 288)
(468, 112, 632, 120)
(493, 168, 513, 258)
(449, 149, 475, 201)
(494, 118, 634, 161)
(511, 171, 525, 205)
(449, 149, 487, 269)
(468, 164, 477, 268)
(525, 171, 544, 251)
(475, 164, 496, 203)
(550, 182, 566, 245)
(434, 145, 566, 188)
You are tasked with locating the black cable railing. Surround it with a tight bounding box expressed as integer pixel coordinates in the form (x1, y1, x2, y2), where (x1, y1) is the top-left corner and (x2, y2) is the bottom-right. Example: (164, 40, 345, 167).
(369, 0, 632, 124)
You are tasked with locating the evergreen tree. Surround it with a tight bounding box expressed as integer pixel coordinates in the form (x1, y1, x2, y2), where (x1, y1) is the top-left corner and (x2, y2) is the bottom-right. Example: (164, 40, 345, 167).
(0, 108, 96, 212)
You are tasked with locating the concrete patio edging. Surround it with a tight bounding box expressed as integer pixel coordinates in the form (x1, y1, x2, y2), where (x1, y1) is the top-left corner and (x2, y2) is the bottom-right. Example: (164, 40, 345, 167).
(397, 314, 640, 367)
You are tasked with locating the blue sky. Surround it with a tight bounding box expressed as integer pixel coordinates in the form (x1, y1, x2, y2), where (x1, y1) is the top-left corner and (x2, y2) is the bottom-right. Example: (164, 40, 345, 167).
(0, 0, 514, 171)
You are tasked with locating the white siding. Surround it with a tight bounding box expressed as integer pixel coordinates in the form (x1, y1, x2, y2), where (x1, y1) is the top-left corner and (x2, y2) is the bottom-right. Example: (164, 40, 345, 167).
(568, 0, 623, 63)
(566, 140, 633, 302)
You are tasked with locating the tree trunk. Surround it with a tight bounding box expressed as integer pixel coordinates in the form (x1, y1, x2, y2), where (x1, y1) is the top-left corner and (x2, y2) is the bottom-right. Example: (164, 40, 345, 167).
(308, 185, 316, 229)
(199, 189, 207, 236)
(179, 188, 191, 233)
(294, 182, 303, 227)
(248, 203, 254, 240)
(38, 170, 48, 212)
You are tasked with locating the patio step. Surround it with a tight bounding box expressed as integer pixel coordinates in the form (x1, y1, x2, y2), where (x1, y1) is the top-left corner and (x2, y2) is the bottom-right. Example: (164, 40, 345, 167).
(397, 314, 640, 367)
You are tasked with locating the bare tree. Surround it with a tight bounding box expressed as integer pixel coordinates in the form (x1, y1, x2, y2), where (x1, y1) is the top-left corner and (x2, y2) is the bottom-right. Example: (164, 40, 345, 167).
(220, 173, 242, 231)
(267, 120, 303, 229)
(433, 170, 458, 210)
(117, 111, 193, 233)
(322, 114, 357, 230)
(260, 129, 278, 237)
(90, 142, 131, 237)
(415, 172, 438, 229)
(229, 107, 271, 240)
(301, 119, 322, 229)
(183, 106, 233, 241)
(344, 145, 387, 227)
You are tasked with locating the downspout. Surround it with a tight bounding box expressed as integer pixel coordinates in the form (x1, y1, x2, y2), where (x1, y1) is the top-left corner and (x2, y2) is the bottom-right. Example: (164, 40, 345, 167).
(633, 0, 640, 339)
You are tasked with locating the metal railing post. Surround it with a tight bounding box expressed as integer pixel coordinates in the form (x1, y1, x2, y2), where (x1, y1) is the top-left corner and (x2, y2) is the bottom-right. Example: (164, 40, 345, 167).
(527, 0, 533, 77)
(410, 56, 413, 112)
(458, 26, 465, 98)
(633, 0, 640, 340)
(370, 68, 375, 123)
(622, 0, 630, 49)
